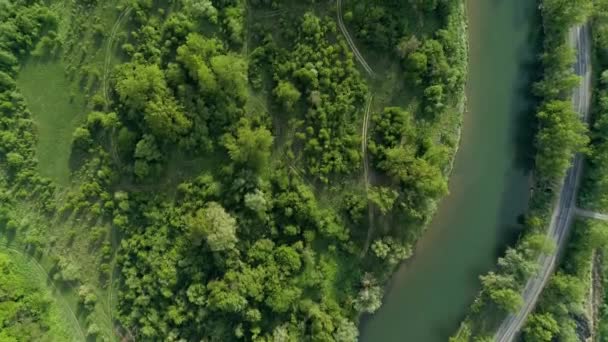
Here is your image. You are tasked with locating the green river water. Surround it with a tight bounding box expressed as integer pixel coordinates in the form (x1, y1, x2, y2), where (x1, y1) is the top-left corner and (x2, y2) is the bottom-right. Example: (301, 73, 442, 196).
(360, 0, 540, 341)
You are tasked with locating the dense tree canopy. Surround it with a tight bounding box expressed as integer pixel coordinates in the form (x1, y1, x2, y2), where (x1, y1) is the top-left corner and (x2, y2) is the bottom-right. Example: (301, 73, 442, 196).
(0, 0, 468, 340)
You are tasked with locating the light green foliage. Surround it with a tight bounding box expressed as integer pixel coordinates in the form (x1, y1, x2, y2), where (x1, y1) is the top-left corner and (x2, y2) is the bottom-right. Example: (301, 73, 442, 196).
(367, 186, 399, 215)
(244, 189, 268, 216)
(182, 0, 218, 23)
(371, 239, 390, 259)
(369, 106, 447, 221)
(274, 80, 301, 111)
(0, 253, 72, 341)
(210, 54, 248, 101)
(134, 134, 162, 179)
(334, 318, 359, 342)
(223, 6, 244, 45)
(479, 272, 523, 313)
(77, 284, 98, 310)
(72, 127, 92, 148)
(535, 100, 588, 181)
(177, 33, 223, 93)
(115, 63, 191, 140)
(222, 118, 273, 172)
(524, 313, 559, 342)
(371, 237, 412, 265)
(115, 63, 166, 110)
(354, 275, 383, 313)
(497, 248, 538, 282)
(189, 202, 238, 251)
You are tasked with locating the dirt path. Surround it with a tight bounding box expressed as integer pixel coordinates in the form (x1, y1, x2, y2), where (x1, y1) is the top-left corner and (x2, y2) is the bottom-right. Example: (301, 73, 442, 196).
(336, 0, 375, 77)
(101, 8, 132, 169)
(360, 94, 375, 256)
(103, 7, 132, 106)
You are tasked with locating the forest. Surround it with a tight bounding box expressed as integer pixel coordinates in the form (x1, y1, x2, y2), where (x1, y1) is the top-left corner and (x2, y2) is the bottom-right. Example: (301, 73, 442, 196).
(0, 0, 467, 340)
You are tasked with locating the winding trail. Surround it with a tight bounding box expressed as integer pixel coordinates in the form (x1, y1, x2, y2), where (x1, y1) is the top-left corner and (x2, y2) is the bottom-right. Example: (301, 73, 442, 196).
(103, 7, 132, 106)
(102, 8, 132, 168)
(361, 94, 373, 184)
(494, 23, 592, 342)
(336, 0, 375, 77)
(0, 245, 86, 341)
(361, 94, 375, 256)
(101, 10, 133, 340)
(334, 0, 378, 254)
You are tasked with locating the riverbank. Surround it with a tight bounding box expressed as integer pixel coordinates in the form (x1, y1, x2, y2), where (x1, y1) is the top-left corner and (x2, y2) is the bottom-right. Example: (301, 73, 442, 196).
(451, 1, 593, 340)
(361, 0, 538, 340)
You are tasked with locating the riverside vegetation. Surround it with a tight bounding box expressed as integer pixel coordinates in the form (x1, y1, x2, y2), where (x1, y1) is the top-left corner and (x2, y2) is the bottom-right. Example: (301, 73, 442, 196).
(451, 0, 594, 340)
(0, 0, 467, 340)
(526, 3, 608, 340)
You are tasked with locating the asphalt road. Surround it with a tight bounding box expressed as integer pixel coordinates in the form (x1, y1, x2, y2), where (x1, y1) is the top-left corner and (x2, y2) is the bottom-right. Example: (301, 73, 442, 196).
(494, 23, 592, 342)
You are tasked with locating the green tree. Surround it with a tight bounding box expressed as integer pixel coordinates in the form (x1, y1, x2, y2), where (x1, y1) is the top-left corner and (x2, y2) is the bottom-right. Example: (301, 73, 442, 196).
(274, 80, 301, 111)
(480, 272, 523, 313)
(222, 119, 273, 172)
(523, 313, 559, 342)
(188, 202, 238, 251)
(334, 318, 358, 342)
(210, 54, 248, 101)
(115, 63, 166, 110)
(535, 100, 588, 181)
(367, 186, 399, 215)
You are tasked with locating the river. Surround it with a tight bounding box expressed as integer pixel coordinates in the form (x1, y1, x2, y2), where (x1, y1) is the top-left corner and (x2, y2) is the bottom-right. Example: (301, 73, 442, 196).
(360, 0, 540, 341)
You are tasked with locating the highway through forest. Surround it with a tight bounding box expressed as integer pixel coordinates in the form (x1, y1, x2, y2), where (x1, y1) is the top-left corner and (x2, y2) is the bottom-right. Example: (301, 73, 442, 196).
(494, 23, 592, 342)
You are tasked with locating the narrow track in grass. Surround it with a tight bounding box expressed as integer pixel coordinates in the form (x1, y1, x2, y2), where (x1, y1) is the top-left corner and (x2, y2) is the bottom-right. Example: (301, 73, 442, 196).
(360, 94, 375, 257)
(0, 244, 86, 341)
(103, 7, 132, 106)
(102, 8, 132, 169)
(336, 0, 375, 77)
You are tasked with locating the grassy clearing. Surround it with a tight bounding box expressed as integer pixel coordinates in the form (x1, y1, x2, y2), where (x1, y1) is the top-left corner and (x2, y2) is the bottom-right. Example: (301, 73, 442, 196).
(17, 60, 87, 187)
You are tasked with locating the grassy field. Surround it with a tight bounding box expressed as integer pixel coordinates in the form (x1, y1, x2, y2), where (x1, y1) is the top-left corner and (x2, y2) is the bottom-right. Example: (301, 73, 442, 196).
(17, 60, 87, 187)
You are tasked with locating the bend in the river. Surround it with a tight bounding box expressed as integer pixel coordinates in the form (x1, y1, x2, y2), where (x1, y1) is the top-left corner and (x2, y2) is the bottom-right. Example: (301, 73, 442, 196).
(360, 0, 540, 340)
